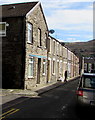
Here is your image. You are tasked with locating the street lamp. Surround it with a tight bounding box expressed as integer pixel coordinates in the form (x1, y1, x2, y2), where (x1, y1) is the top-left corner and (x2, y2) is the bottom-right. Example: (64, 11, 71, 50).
(49, 29, 55, 34)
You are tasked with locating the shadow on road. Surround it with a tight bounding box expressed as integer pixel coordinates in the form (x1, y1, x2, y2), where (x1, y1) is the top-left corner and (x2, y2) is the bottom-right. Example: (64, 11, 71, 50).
(75, 104, 95, 120)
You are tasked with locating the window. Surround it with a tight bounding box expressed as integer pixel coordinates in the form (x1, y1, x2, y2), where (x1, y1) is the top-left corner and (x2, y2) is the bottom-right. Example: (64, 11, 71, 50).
(45, 33, 47, 48)
(60, 45, 62, 56)
(57, 43, 59, 55)
(27, 23, 33, 43)
(48, 37, 51, 53)
(28, 57, 34, 78)
(0, 22, 6, 36)
(53, 40, 55, 54)
(83, 76, 95, 89)
(43, 59, 46, 75)
(38, 28, 41, 46)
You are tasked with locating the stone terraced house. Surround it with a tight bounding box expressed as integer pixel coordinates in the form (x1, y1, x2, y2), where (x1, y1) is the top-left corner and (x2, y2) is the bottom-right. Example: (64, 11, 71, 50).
(47, 36, 67, 83)
(47, 36, 79, 82)
(1, 2, 48, 89)
(0, 1, 79, 89)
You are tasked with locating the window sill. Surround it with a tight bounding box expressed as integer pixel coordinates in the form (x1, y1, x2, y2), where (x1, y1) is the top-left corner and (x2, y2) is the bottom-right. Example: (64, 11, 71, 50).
(44, 47, 47, 50)
(48, 52, 51, 54)
(27, 42, 33, 45)
(37, 45, 42, 48)
(43, 73, 46, 76)
(28, 76, 34, 79)
(53, 53, 55, 55)
(52, 73, 55, 76)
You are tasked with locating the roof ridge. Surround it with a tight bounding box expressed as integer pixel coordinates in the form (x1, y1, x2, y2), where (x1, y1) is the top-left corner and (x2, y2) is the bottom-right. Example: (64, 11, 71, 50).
(1, 1, 39, 17)
(1, 1, 39, 6)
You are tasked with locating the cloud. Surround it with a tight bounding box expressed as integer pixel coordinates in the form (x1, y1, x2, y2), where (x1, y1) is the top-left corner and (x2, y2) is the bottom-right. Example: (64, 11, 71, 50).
(41, 0, 93, 34)
(58, 37, 82, 42)
(0, 0, 93, 41)
(66, 38, 81, 42)
(42, 0, 93, 9)
(46, 8, 93, 32)
(65, 0, 94, 2)
(63, 33, 93, 42)
(66, 34, 81, 37)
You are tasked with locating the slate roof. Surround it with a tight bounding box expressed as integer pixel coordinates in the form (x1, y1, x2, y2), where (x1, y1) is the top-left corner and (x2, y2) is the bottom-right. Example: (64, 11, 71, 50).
(0, 2, 38, 18)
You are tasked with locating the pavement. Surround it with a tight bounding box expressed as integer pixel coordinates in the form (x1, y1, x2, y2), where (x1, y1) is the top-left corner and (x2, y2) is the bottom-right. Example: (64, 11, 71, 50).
(0, 76, 80, 106)
(0, 81, 63, 105)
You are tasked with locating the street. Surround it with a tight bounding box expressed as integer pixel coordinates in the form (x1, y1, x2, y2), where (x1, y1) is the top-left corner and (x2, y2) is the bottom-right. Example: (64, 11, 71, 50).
(2, 78, 95, 119)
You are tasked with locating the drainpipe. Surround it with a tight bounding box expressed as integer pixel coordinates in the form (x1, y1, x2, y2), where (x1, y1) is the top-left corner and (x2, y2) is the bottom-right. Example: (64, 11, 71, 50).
(21, 16, 26, 89)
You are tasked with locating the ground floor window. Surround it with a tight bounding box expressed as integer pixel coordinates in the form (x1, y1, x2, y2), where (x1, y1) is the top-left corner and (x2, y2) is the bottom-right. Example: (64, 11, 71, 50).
(0, 22, 6, 36)
(28, 57, 34, 78)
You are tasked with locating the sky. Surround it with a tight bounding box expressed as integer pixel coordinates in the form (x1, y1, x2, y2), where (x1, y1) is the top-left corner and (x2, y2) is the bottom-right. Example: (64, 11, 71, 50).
(0, 0, 94, 42)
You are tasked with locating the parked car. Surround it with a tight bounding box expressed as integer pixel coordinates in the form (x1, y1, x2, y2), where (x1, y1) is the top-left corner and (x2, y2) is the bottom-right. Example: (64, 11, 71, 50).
(76, 73, 95, 106)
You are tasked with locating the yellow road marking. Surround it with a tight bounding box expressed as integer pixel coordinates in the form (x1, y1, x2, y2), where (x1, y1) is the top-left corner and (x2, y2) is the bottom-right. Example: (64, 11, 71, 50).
(3, 109, 20, 118)
(3, 97, 30, 110)
(0, 108, 20, 119)
(0, 108, 15, 117)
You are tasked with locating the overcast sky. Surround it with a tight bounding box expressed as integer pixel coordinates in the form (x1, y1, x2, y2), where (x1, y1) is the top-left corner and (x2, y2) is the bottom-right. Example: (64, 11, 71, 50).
(0, 0, 94, 42)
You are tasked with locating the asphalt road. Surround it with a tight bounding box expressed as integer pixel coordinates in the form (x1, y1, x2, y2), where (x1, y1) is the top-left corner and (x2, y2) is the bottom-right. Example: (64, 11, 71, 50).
(2, 78, 95, 120)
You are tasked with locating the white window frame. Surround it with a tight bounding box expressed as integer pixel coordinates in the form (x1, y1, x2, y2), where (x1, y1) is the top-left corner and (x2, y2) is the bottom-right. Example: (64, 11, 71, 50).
(27, 23, 33, 44)
(0, 22, 6, 37)
(28, 57, 34, 78)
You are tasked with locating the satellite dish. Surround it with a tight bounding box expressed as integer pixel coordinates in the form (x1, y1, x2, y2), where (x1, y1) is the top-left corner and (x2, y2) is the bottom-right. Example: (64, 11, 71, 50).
(49, 29, 55, 34)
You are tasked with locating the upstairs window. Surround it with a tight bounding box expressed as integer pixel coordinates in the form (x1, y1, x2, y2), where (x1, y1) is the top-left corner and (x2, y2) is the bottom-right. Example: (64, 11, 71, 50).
(0, 22, 6, 37)
(53, 40, 55, 54)
(27, 23, 33, 43)
(45, 33, 47, 48)
(48, 38, 51, 52)
(57, 42, 59, 55)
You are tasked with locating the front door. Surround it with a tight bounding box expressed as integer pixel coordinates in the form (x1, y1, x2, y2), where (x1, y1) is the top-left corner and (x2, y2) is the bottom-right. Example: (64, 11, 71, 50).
(47, 60, 51, 83)
(57, 62, 59, 78)
(37, 58, 41, 84)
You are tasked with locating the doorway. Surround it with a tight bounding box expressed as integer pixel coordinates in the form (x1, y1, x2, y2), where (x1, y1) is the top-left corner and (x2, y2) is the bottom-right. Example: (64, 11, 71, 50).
(47, 60, 51, 83)
(37, 58, 41, 84)
(57, 62, 59, 78)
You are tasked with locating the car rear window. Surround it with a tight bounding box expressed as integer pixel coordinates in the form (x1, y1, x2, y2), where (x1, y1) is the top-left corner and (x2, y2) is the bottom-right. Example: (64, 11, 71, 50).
(83, 76, 95, 89)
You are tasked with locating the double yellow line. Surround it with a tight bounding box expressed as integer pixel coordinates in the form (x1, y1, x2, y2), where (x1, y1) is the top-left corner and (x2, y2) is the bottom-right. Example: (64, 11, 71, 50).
(0, 108, 20, 119)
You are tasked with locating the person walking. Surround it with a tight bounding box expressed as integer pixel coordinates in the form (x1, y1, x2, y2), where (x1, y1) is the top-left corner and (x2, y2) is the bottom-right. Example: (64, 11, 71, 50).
(64, 70, 67, 82)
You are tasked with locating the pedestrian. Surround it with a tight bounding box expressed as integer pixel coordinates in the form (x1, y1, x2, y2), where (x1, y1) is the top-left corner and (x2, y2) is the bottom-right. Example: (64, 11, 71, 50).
(64, 70, 67, 82)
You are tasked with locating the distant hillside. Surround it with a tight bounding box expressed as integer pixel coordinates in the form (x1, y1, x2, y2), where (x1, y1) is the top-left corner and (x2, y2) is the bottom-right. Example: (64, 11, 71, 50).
(63, 40, 95, 58)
